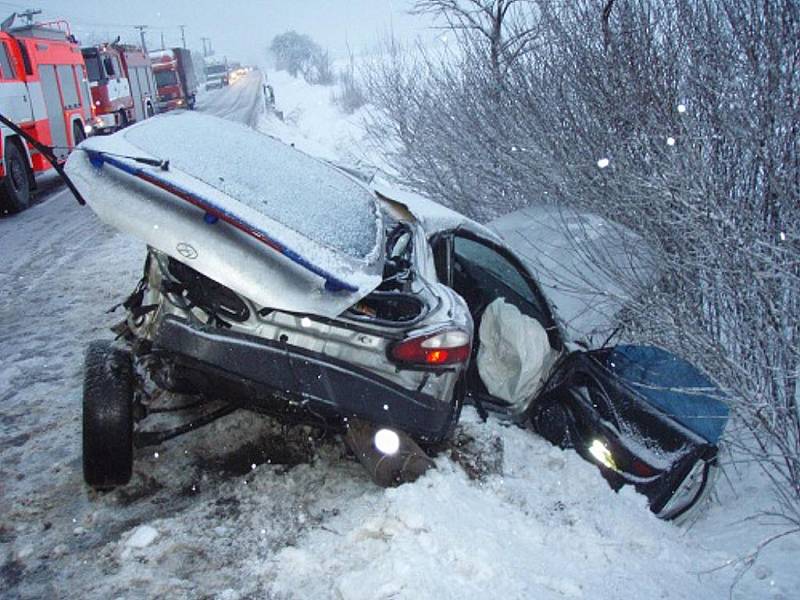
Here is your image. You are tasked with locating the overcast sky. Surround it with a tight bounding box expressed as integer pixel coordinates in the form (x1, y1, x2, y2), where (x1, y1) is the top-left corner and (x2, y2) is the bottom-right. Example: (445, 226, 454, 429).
(1, 0, 437, 64)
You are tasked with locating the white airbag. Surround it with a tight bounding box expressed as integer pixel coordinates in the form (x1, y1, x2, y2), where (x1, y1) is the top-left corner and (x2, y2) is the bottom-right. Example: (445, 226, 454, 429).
(477, 298, 552, 406)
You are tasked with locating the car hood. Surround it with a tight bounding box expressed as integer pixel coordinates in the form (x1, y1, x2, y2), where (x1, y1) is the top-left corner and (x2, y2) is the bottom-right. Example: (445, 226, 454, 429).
(491, 205, 657, 346)
(65, 112, 384, 318)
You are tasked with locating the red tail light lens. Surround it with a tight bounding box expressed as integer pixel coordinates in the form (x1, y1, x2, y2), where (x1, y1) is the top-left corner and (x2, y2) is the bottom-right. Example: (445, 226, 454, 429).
(390, 329, 471, 366)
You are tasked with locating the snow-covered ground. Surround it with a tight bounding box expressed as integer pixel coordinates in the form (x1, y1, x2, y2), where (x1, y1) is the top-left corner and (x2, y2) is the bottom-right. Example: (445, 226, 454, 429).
(1, 69, 798, 599)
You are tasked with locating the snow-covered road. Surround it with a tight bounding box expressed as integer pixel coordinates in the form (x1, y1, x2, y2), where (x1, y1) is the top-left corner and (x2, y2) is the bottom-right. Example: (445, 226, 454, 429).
(1, 70, 797, 600)
(195, 71, 265, 128)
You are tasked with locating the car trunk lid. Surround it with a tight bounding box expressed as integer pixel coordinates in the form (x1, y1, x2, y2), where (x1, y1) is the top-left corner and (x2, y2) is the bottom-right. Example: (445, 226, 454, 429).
(65, 111, 384, 318)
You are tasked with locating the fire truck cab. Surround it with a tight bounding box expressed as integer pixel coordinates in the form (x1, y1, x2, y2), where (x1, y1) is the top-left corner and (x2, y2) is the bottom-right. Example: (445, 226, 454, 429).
(0, 16, 92, 213)
(81, 45, 134, 133)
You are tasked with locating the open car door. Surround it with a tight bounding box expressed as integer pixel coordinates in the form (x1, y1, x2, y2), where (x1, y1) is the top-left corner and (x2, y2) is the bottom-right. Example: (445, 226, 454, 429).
(528, 345, 729, 520)
(432, 227, 729, 520)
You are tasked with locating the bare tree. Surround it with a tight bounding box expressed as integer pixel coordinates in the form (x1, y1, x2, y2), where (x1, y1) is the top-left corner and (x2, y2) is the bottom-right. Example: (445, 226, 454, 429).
(412, 0, 540, 80)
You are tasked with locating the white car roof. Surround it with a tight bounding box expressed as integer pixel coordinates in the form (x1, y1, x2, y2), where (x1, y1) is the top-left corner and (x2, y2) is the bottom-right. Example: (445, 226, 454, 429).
(491, 204, 657, 345)
(371, 178, 502, 244)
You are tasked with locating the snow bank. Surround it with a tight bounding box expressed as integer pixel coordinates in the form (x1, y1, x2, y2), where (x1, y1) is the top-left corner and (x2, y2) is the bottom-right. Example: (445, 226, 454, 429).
(258, 69, 373, 165)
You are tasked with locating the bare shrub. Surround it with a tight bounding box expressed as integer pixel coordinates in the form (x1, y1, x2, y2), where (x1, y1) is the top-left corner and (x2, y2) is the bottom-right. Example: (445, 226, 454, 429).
(303, 48, 334, 86)
(332, 50, 366, 114)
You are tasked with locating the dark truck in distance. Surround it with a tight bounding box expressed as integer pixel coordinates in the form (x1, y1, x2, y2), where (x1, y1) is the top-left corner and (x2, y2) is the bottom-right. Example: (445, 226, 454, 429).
(149, 47, 197, 111)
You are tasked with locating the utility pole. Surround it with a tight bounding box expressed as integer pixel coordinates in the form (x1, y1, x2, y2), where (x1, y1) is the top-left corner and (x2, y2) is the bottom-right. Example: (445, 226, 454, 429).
(135, 25, 148, 53)
(160, 31, 165, 50)
(19, 9, 42, 25)
(179, 25, 186, 49)
(201, 37, 212, 57)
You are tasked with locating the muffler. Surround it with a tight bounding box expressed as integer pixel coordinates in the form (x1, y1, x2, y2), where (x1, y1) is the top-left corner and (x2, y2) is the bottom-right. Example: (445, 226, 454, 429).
(344, 418, 435, 487)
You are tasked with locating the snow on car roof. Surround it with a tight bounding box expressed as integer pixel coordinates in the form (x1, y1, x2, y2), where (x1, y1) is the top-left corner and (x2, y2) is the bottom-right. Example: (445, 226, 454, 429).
(371, 177, 501, 243)
(491, 205, 658, 345)
(123, 112, 380, 260)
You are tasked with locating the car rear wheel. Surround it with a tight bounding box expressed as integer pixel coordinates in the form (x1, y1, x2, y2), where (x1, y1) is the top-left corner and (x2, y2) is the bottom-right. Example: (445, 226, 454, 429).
(83, 340, 135, 489)
(0, 141, 31, 213)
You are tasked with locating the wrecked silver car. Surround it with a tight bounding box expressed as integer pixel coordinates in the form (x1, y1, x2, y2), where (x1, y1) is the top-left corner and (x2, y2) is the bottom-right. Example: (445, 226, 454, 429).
(64, 112, 727, 520)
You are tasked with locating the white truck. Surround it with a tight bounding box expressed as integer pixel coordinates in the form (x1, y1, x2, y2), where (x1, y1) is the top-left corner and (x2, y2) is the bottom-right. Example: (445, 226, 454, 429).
(204, 57, 228, 90)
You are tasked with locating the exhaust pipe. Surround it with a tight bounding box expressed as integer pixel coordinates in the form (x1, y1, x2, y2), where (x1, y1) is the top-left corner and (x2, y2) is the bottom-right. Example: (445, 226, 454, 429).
(344, 418, 435, 487)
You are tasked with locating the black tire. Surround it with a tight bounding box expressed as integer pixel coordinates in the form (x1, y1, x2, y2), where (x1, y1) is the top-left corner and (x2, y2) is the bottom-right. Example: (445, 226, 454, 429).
(83, 340, 135, 489)
(72, 121, 86, 146)
(0, 140, 31, 214)
(118, 109, 129, 130)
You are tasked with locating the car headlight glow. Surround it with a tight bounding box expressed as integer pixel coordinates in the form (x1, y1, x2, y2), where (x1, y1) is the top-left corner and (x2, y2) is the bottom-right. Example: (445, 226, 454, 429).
(589, 439, 618, 472)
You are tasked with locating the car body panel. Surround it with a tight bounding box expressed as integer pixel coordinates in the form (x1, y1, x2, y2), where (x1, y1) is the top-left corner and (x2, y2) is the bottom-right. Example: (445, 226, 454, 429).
(372, 177, 504, 244)
(153, 316, 460, 441)
(65, 112, 384, 319)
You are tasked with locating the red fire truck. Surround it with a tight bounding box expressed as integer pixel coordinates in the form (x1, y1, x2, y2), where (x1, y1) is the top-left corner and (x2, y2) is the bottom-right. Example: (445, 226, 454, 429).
(115, 44, 158, 122)
(82, 43, 157, 133)
(150, 48, 197, 112)
(0, 15, 93, 213)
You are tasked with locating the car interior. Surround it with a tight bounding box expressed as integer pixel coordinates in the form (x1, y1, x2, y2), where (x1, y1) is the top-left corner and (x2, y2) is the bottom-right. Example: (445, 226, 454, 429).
(433, 231, 563, 411)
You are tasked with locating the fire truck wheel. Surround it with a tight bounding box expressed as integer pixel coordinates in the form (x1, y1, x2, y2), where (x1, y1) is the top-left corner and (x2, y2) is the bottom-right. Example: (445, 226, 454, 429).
(83, 340, 134, 489)
(73, 121, 86, 145)
(0, 141, 31, 213)
(118, 110, 129, 129)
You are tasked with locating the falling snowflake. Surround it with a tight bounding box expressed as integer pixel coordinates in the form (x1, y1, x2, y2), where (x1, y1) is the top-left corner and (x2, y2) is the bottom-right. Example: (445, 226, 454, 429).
(780, 232, 786, 241)
(677, 104, 687, 113)
(251, 463, 257, 470)
(154, 452, 159, 459)
(667, 137, 676, 146)
(597, 158, 610, 169)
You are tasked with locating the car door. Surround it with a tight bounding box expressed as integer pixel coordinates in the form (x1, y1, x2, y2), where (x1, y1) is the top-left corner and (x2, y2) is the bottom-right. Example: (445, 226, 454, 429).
(431, 229, 564, 411)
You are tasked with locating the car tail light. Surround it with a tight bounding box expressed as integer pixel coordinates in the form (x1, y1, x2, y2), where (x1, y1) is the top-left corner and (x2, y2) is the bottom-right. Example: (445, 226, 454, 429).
(390, 329, 471, 367)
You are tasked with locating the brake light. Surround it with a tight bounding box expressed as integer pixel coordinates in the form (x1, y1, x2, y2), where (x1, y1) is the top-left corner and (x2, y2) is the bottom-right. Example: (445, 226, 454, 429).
(390, 329, 471, 366)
